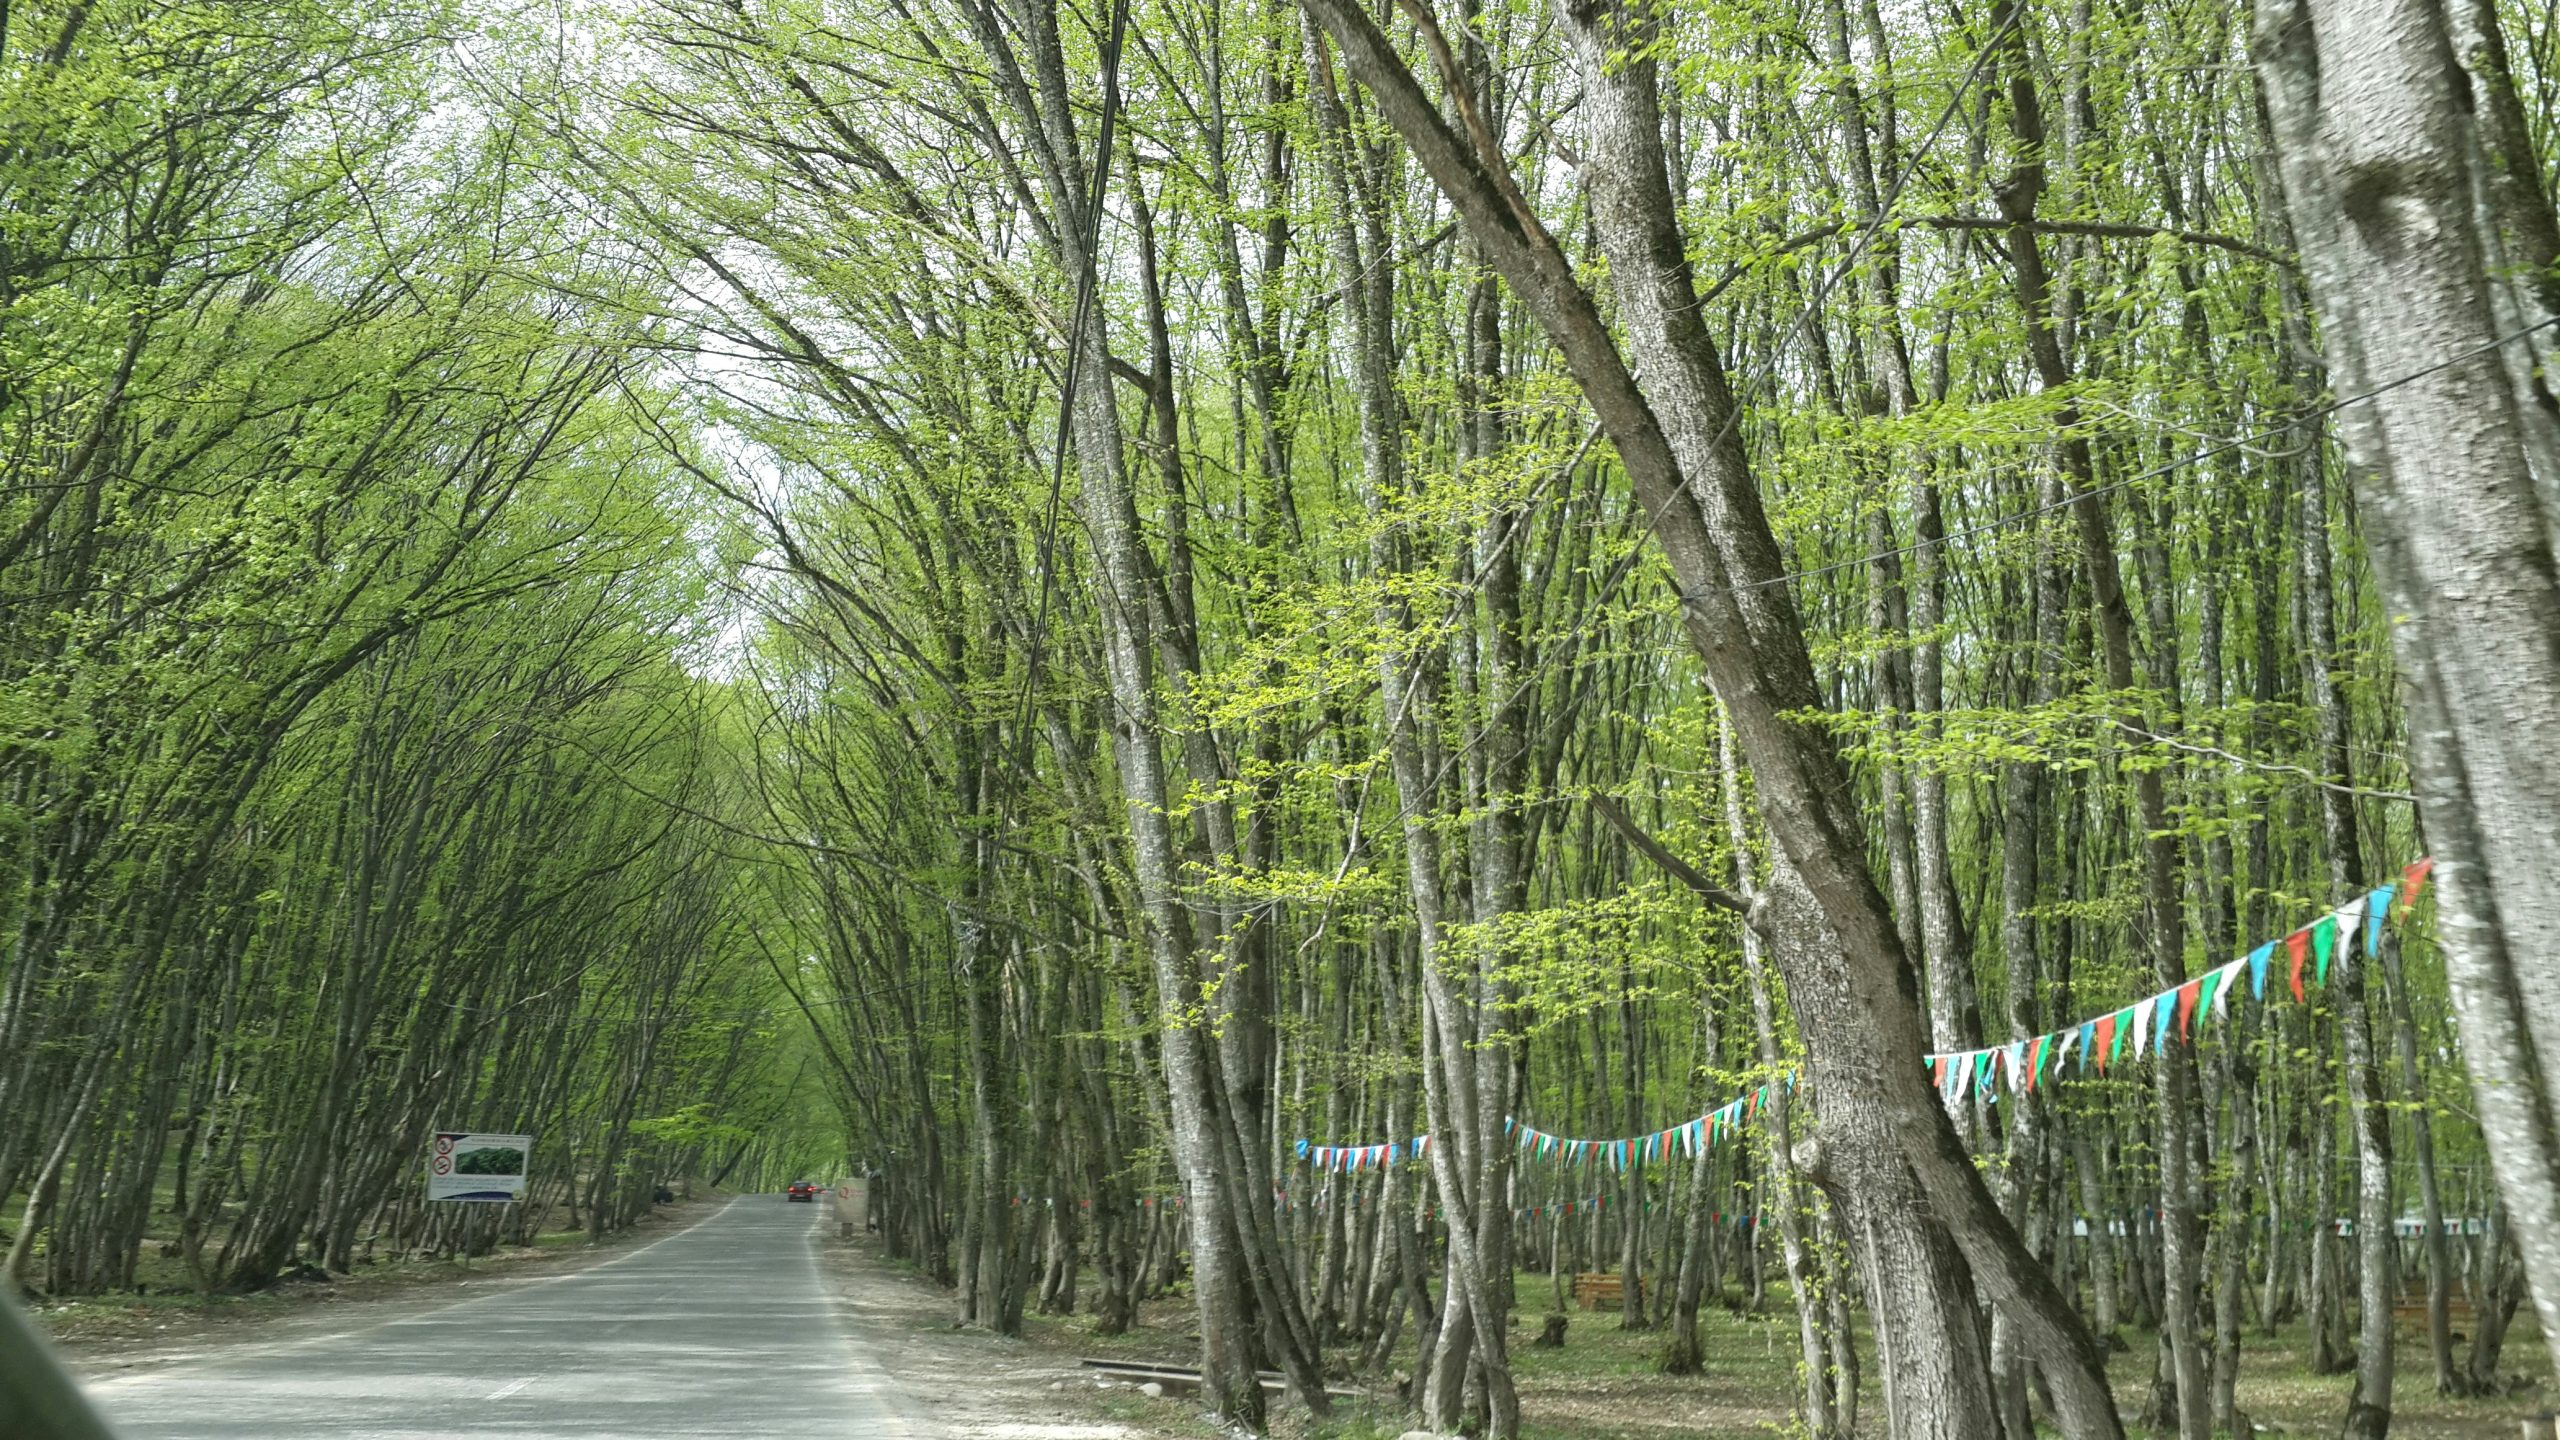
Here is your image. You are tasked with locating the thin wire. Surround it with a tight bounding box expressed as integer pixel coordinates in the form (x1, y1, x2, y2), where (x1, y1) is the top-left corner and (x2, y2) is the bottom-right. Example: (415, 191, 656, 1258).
(1006, 0, 1133, 791)
(1717, 313, 2560, 597)
(1308, 2, 2031, 908)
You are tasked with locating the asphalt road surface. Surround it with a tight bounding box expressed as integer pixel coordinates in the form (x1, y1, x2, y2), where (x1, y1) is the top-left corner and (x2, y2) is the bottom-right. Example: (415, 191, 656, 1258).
(84, 1195, 917, 1439)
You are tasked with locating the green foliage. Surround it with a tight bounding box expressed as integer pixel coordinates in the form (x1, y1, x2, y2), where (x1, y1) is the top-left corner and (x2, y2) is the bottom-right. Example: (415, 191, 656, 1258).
(0, 2, 801, 1294)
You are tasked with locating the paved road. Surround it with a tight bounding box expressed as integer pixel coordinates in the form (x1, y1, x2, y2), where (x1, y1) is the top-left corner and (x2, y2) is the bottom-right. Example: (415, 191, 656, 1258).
(85, 1195, 917, 1439)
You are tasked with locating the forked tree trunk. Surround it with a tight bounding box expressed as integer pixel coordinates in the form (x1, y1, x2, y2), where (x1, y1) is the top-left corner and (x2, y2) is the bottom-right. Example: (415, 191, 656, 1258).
(1021, 75, 1270, 1440)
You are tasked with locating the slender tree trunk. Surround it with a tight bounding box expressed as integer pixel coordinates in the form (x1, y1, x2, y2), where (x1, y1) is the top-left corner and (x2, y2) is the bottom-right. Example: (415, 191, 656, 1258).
(2380, 922, 2464, 1393)
(2298, 400, 2395, 1438)
(1306, 34, 1514, 1429)
(1981, 5, 2203, 1428)
(1721, 716, 1840, 1436)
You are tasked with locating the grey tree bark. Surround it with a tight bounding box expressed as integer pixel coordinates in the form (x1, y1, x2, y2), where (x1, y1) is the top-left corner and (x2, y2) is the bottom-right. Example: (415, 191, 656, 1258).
(1294, 1, 2127, 1433)
(1981, 2, 2205, 1427)
(1304, 26, 1518, 1433)
(1720, 716, 1842, 1436)
(2298, 405, 2395, 1439)
(942, 0, 1268, 1416)
(2255, 0, 2560, 1388)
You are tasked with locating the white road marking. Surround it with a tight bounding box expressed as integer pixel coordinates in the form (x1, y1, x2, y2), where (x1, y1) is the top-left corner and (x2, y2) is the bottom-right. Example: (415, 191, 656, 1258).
(485, 1376, 534, 1399)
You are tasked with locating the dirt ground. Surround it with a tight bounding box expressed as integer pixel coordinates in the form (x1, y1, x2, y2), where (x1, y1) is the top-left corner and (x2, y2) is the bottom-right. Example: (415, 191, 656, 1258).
(809, 1234, 2560, 1440)
(815, 1235, 1234, 1440)
(46, 1204, 2554, 1440)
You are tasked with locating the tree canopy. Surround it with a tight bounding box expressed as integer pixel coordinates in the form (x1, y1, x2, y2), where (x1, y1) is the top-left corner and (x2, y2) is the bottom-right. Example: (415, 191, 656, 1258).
(9, 1, 2560, 1438)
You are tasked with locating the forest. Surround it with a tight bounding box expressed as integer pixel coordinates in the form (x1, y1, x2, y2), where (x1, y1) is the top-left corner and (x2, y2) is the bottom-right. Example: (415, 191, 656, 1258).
(6, 0, 2560, 1438)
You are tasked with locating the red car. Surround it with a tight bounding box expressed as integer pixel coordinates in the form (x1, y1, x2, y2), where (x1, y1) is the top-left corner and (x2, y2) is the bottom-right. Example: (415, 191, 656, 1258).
(786, 1181, 818, 1202)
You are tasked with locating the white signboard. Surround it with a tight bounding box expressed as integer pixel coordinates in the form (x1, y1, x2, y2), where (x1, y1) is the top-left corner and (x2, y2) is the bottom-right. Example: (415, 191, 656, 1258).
(428, 1131, 531, 1203)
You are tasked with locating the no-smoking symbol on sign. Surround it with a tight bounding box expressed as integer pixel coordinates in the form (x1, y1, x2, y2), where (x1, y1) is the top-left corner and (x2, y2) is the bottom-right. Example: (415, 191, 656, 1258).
(431, 1135, 458, 1177)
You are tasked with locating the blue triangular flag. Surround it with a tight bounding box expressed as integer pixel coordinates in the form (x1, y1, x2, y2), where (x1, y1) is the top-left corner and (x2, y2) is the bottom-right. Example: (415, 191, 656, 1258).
(2366, 886, 2394, 957)
(2249, 942, 2274, 1000)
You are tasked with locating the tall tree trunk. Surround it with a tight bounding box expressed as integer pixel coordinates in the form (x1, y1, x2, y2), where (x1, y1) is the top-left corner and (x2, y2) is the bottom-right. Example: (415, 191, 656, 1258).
(1305, 30, 1516, 1431)
(2255, 0, 2560, 1387)
(2380, 922, 2464, 1393)
(1721, 716, 1841, 1436)
(1012, 38, 1271, 1426)
(1983, 4, 2204, 1429)
(2298, 398, 2395, 1438)
(1297, 3, 2125, 1433)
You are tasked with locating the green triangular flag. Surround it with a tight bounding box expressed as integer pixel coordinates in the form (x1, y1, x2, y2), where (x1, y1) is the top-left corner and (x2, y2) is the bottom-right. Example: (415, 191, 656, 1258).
(2313, 915, 2338, 986)
(2109, 1007, 2135, 1066)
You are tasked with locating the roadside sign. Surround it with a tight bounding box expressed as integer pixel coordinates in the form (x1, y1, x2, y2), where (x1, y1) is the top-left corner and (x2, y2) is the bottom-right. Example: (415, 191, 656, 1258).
(428, 1132, 532, 1203)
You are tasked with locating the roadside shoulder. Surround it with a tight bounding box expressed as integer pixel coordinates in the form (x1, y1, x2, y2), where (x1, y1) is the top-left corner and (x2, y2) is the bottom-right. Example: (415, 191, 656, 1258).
(815, 1236, 1207, 1440)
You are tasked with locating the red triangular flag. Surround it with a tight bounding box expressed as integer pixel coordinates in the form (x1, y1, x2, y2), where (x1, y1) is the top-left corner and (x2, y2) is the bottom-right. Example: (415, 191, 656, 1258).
(2176, 978, 2203, 1040)
(2094, 1013, 2118, 1073)
(2287, 929, 2310, 1002)
(2401, 857, 2435, 910)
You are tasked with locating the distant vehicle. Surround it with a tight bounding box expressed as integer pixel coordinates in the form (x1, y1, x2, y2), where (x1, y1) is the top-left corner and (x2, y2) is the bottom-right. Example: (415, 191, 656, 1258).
(786, 1181, 818, 1202)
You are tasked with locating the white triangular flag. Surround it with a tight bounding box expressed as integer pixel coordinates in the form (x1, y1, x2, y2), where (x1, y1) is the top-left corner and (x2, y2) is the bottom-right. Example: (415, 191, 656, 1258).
(2211, 958, 2245, 1023)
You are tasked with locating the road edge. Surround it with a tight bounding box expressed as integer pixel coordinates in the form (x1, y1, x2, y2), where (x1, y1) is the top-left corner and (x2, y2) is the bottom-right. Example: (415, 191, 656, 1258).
(66, 1194, 744, 1384)
(805, 1222, 954, 1440)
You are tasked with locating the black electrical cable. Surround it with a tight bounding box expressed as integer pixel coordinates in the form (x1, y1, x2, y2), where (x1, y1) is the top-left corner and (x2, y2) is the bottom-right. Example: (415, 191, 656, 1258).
(1718, 312, 2560, 595)
(1008, 0, 1134, 786)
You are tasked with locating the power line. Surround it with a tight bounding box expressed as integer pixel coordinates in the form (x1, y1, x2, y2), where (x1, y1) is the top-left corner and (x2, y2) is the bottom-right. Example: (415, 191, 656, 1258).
(1005, 0, 1134, 800)
(1310, 1, 2033, 905)
(1718, 313, 2560, 598)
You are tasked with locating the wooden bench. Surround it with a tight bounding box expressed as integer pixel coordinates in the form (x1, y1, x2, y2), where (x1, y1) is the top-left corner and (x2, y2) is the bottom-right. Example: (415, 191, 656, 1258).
(1078, 1359, 1360, 1403)
(2390, 1293, 2477, 1331)
(1572, 1272, 1645, 1311)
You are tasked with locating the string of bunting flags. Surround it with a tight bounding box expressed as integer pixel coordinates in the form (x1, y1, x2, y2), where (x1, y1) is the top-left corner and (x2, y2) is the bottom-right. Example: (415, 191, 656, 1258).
(1295, 859, 2434, 1175)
